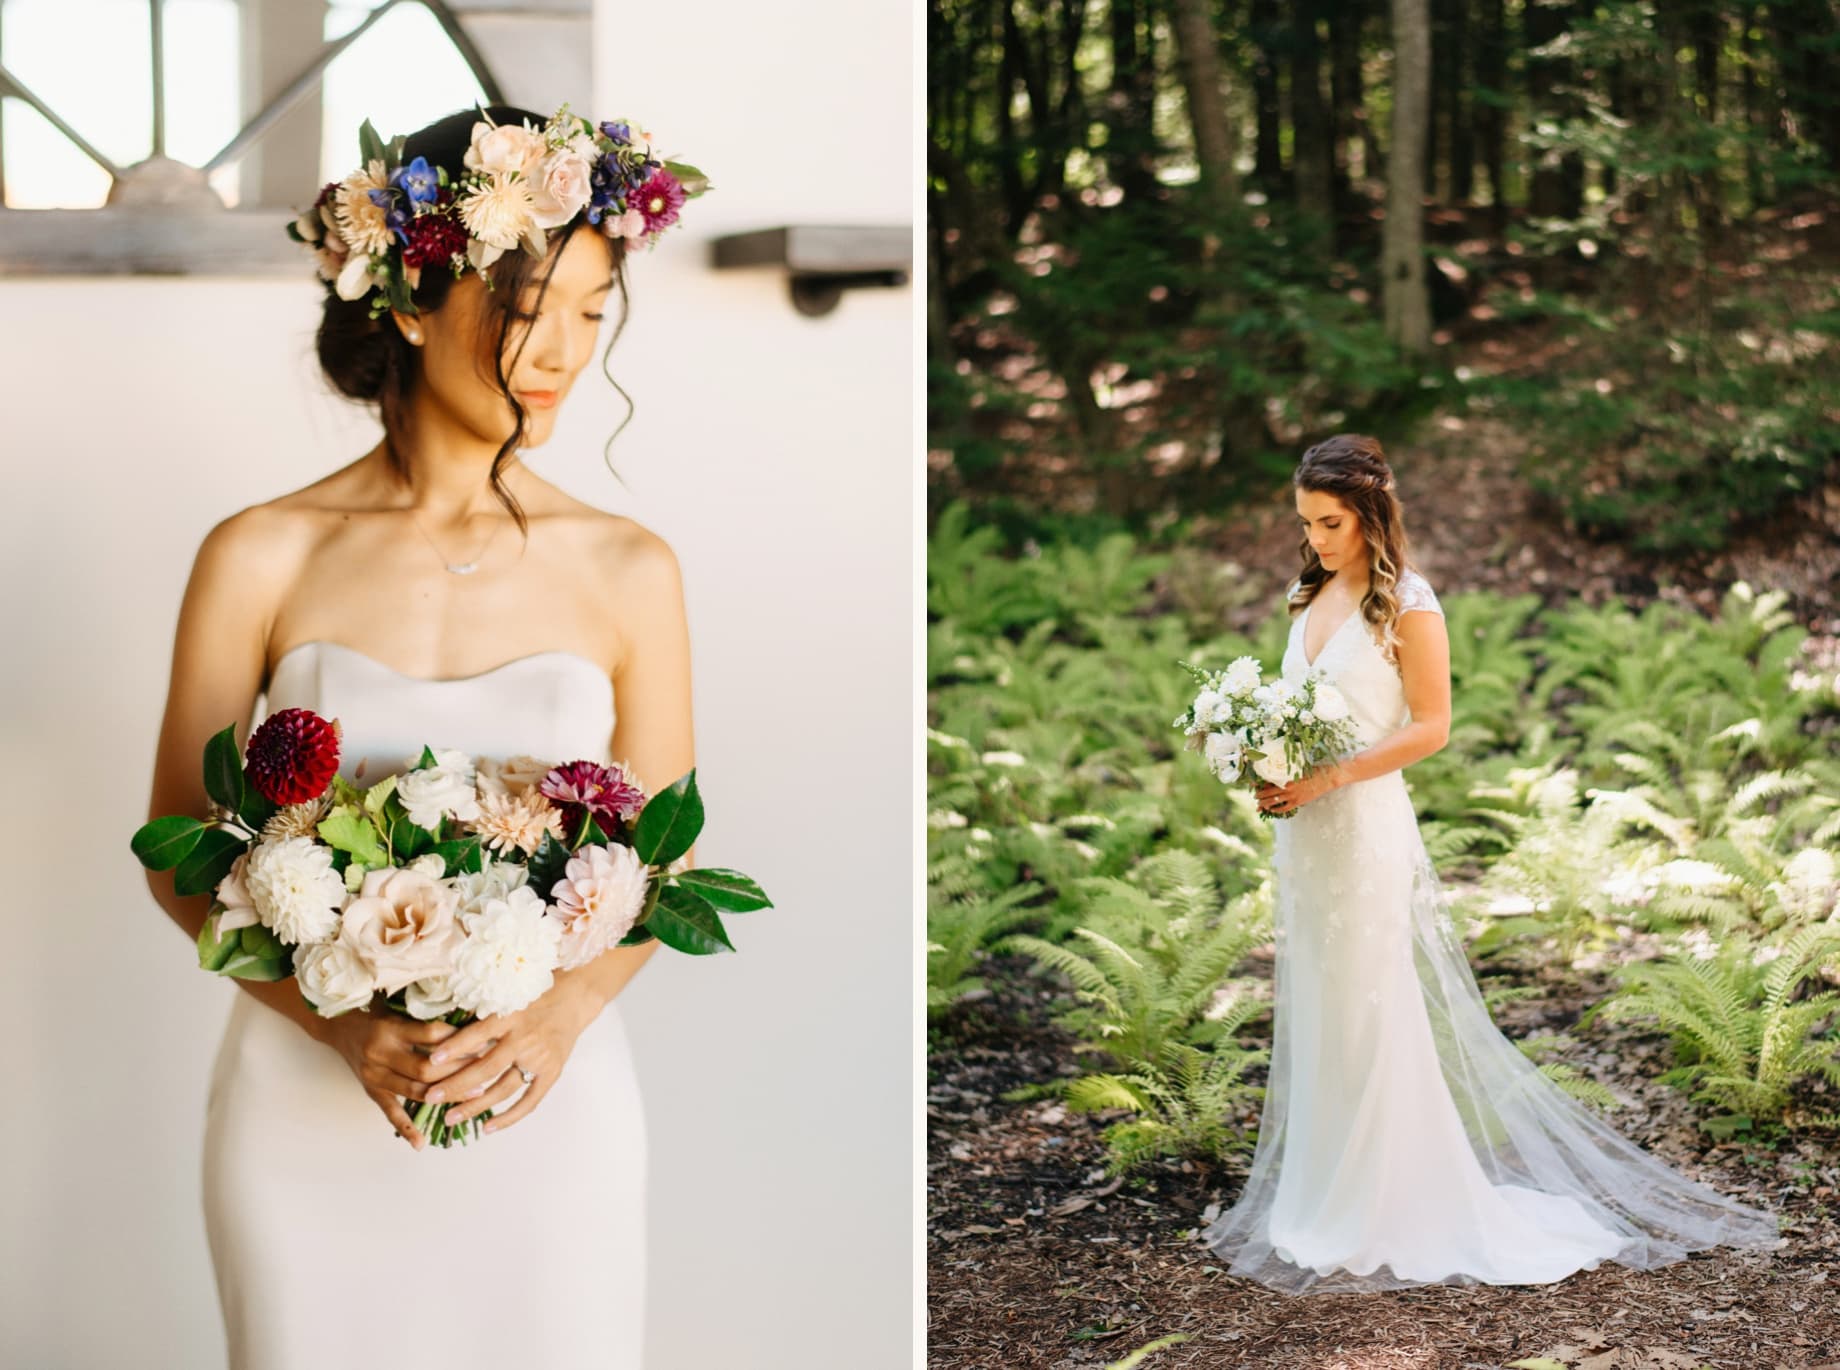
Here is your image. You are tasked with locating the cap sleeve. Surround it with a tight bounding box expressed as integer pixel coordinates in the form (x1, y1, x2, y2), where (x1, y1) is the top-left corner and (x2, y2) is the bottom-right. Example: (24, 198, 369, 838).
(1397, 568, 1443, 616)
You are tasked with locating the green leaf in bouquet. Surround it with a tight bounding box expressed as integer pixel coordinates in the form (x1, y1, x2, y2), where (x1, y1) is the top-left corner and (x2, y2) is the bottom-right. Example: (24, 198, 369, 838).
(414, 745, 439, 771)
(358, 117, 385, 169)
(132, 814, 206, 870)
(174, 826, 249, 897)
(633, 769, 703, 867)
(527, 831, 569, 894)
(332, 774, 366, 809)
(360, 773, 398, 827)
(344, 862, 367, 893)
(381, 791, 436, 859)
(216, 923, 291, 980)
(318, 804, 389, 869)
(195, 908, 241, 972)
(236, 783, 277, 833)
(646, 883, 735, 955)
(202, 723, 248, 816)
(433, 835, 484, 876)
(672, 867, 772, 912)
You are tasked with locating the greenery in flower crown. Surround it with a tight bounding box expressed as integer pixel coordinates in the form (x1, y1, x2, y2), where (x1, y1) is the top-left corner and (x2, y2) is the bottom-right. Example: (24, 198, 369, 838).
(285, 101, 712, 319)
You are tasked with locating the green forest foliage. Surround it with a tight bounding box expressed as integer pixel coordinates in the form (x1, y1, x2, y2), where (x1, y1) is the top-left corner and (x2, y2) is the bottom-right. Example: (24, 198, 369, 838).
(926, 519, 1840, 1172)
(930, 0, 1840, 549)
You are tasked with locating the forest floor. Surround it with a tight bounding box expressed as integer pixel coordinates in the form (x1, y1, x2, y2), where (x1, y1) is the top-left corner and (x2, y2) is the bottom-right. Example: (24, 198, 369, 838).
(927, 951, 1840, 1370)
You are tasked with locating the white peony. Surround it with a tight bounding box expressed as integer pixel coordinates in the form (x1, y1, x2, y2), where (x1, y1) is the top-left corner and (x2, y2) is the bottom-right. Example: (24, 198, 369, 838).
(447, 885, 562, 1019)
(244, 836, 347, 946)
(295, 940, 376, 1017)
(404, 973, 461, 1021)
(397, 747, 481, 831)
(1311, 683, 1350, 722)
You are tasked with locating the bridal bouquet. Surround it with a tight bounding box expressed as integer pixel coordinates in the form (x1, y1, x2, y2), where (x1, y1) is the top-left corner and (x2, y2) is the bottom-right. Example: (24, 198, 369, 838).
(132, 706, 769, 1146)
(1174, 657, 1360, 821)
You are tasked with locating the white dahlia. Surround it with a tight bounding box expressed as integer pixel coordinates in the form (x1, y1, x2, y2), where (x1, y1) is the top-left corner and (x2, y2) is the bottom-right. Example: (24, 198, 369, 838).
(457, 170, 537, 250)
(332, 158, 396, 256)
(244, 835, 347, 946)
(548, 840, 649, 971)
(448, 885, 561, 1018)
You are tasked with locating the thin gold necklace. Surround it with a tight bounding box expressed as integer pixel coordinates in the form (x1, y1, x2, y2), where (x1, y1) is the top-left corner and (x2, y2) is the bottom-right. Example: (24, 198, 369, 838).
(406, 506, 500, 575)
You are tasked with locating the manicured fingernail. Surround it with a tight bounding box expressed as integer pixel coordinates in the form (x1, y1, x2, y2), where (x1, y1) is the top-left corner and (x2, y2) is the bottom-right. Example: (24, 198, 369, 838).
(466, 1087, 483, 1100)
(483, 1123, 496, 1133)
(428, 1088, 445, 1102)
(431, 1051, 446, 1064)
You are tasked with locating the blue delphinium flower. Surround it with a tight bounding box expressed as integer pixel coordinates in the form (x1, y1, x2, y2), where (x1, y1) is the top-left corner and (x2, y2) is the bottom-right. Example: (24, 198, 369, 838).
(390, 155, 441, 206)
(599, 120, 632, 145)
(366, 185, 415, 246)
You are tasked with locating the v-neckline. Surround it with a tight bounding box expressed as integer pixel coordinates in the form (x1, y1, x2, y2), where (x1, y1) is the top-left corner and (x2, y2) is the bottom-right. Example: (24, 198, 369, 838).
(1300, 597, 1361, 668)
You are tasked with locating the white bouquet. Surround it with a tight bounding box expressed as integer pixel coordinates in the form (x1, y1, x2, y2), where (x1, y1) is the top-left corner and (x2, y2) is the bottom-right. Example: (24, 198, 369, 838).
(1174, 656, 1360, 820)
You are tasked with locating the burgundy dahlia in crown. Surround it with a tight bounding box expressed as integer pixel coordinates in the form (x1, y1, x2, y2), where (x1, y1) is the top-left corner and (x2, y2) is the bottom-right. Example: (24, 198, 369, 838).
(245, 707, 345, 805)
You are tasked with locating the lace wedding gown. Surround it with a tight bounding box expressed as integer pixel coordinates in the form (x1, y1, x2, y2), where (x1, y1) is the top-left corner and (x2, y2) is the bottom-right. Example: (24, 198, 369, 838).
(202, 640, 647, 1366)
(1202, 568, 1781, 1295)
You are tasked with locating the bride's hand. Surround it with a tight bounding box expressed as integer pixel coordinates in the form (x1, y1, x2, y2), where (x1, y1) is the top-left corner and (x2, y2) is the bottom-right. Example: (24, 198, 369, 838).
(315, 1009, 460, 1150)
(414, 981, 597, 1136)
(1256, 767, 1341, 815)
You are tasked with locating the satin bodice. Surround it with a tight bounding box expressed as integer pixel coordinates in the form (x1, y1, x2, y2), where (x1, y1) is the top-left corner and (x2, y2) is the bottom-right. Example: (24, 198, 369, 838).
(1279, 569, 1441, 748)
(256, 640, 618, 786)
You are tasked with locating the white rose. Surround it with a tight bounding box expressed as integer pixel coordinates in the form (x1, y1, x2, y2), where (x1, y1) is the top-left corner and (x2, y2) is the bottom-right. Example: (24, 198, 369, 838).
(397, 747, 480, 831)
(244, 836, 347, 946)
(1250, 748, 1294, 786)
(1312, 684, 1350, 722)
(295, 940, 376, 1017)
(464, 119, 548, 180)
(475, 754, 556, 798)
(1299, 709, 1316, 724)
(213, 848, 261, 938)
(338, 864, 462, 994)
(448, 886, 561, 1018)
(404, 973, 461, 1021)
(450, 859, 532, 929)
(529, 148, 593, 229)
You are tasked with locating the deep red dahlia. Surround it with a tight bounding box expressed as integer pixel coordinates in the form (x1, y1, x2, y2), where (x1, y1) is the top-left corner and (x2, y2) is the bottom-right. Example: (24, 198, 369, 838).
(540, 759, 647, 831)
(245, 708, 343, 805)
(402, 200, 468, 270)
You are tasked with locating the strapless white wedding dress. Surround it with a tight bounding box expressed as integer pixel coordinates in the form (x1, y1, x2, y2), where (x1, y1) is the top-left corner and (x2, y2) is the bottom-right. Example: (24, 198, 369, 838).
(1203, 568, 1781, 1295)
(202, 640, 647, 1367)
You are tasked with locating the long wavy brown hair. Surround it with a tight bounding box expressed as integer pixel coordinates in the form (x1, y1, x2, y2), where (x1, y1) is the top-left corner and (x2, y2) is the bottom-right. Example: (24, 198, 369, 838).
(1285, 433, 1420, 668)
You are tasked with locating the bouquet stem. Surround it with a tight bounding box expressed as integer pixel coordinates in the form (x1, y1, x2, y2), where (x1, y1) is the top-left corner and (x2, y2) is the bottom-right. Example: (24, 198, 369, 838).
(407, 1096, 496, 1148)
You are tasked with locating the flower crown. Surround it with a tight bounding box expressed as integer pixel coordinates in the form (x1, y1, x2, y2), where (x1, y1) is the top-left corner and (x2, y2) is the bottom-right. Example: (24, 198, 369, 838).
(287, 102, 711, 320)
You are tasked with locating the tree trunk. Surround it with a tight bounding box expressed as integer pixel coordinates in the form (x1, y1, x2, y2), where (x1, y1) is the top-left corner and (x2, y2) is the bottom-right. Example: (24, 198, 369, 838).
(1172, 0, 1240, 215)
(1329, 0, 1366, 208)
(1292, 0, 1337, 243)
(1250, 0, 1286, 186)
(1385, 0, 1433, 354)
(1477, 0, 1506, 231)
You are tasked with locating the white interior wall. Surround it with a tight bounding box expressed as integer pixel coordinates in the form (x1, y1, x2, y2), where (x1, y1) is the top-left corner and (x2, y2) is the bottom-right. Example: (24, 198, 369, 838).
(0, 1, 913, 1366)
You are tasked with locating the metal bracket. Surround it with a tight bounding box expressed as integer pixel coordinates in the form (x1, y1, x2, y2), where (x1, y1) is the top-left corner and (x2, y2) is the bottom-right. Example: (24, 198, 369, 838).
(711, 225, 910, 318)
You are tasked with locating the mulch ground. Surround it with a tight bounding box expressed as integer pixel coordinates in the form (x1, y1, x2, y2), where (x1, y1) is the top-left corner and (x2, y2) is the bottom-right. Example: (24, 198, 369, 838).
(928, 952, 1840, 1370)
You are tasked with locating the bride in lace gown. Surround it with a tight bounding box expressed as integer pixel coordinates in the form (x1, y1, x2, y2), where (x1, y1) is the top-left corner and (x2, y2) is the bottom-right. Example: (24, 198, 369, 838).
(1202, 434, 1780, 1296)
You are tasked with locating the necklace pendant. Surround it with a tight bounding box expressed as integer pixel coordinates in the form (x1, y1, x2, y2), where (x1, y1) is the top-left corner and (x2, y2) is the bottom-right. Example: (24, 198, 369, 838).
(447, 561, 479, 575)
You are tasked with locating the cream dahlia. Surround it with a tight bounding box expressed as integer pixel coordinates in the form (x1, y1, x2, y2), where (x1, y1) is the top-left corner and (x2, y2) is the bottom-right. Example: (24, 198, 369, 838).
(549, 840, 649, 971)
(472, 786, 567, 857)
(244, 836, 346, 946)
(332, 158, 396, 256)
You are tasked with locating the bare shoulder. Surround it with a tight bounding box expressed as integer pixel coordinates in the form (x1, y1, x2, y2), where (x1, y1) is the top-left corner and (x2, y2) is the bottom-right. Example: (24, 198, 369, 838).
(191, 498, 318, 601)
(589, 511, 685, 593)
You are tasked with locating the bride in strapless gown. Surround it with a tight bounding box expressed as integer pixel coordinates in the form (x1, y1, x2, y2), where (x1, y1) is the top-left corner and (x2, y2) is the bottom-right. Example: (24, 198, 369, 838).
(202, 639, 647, 1367)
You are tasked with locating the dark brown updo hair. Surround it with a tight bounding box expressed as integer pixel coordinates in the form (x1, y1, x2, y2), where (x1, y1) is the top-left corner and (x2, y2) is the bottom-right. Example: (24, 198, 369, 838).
(1287, 433, 1419, 667)
(314, 103, 635, 537)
